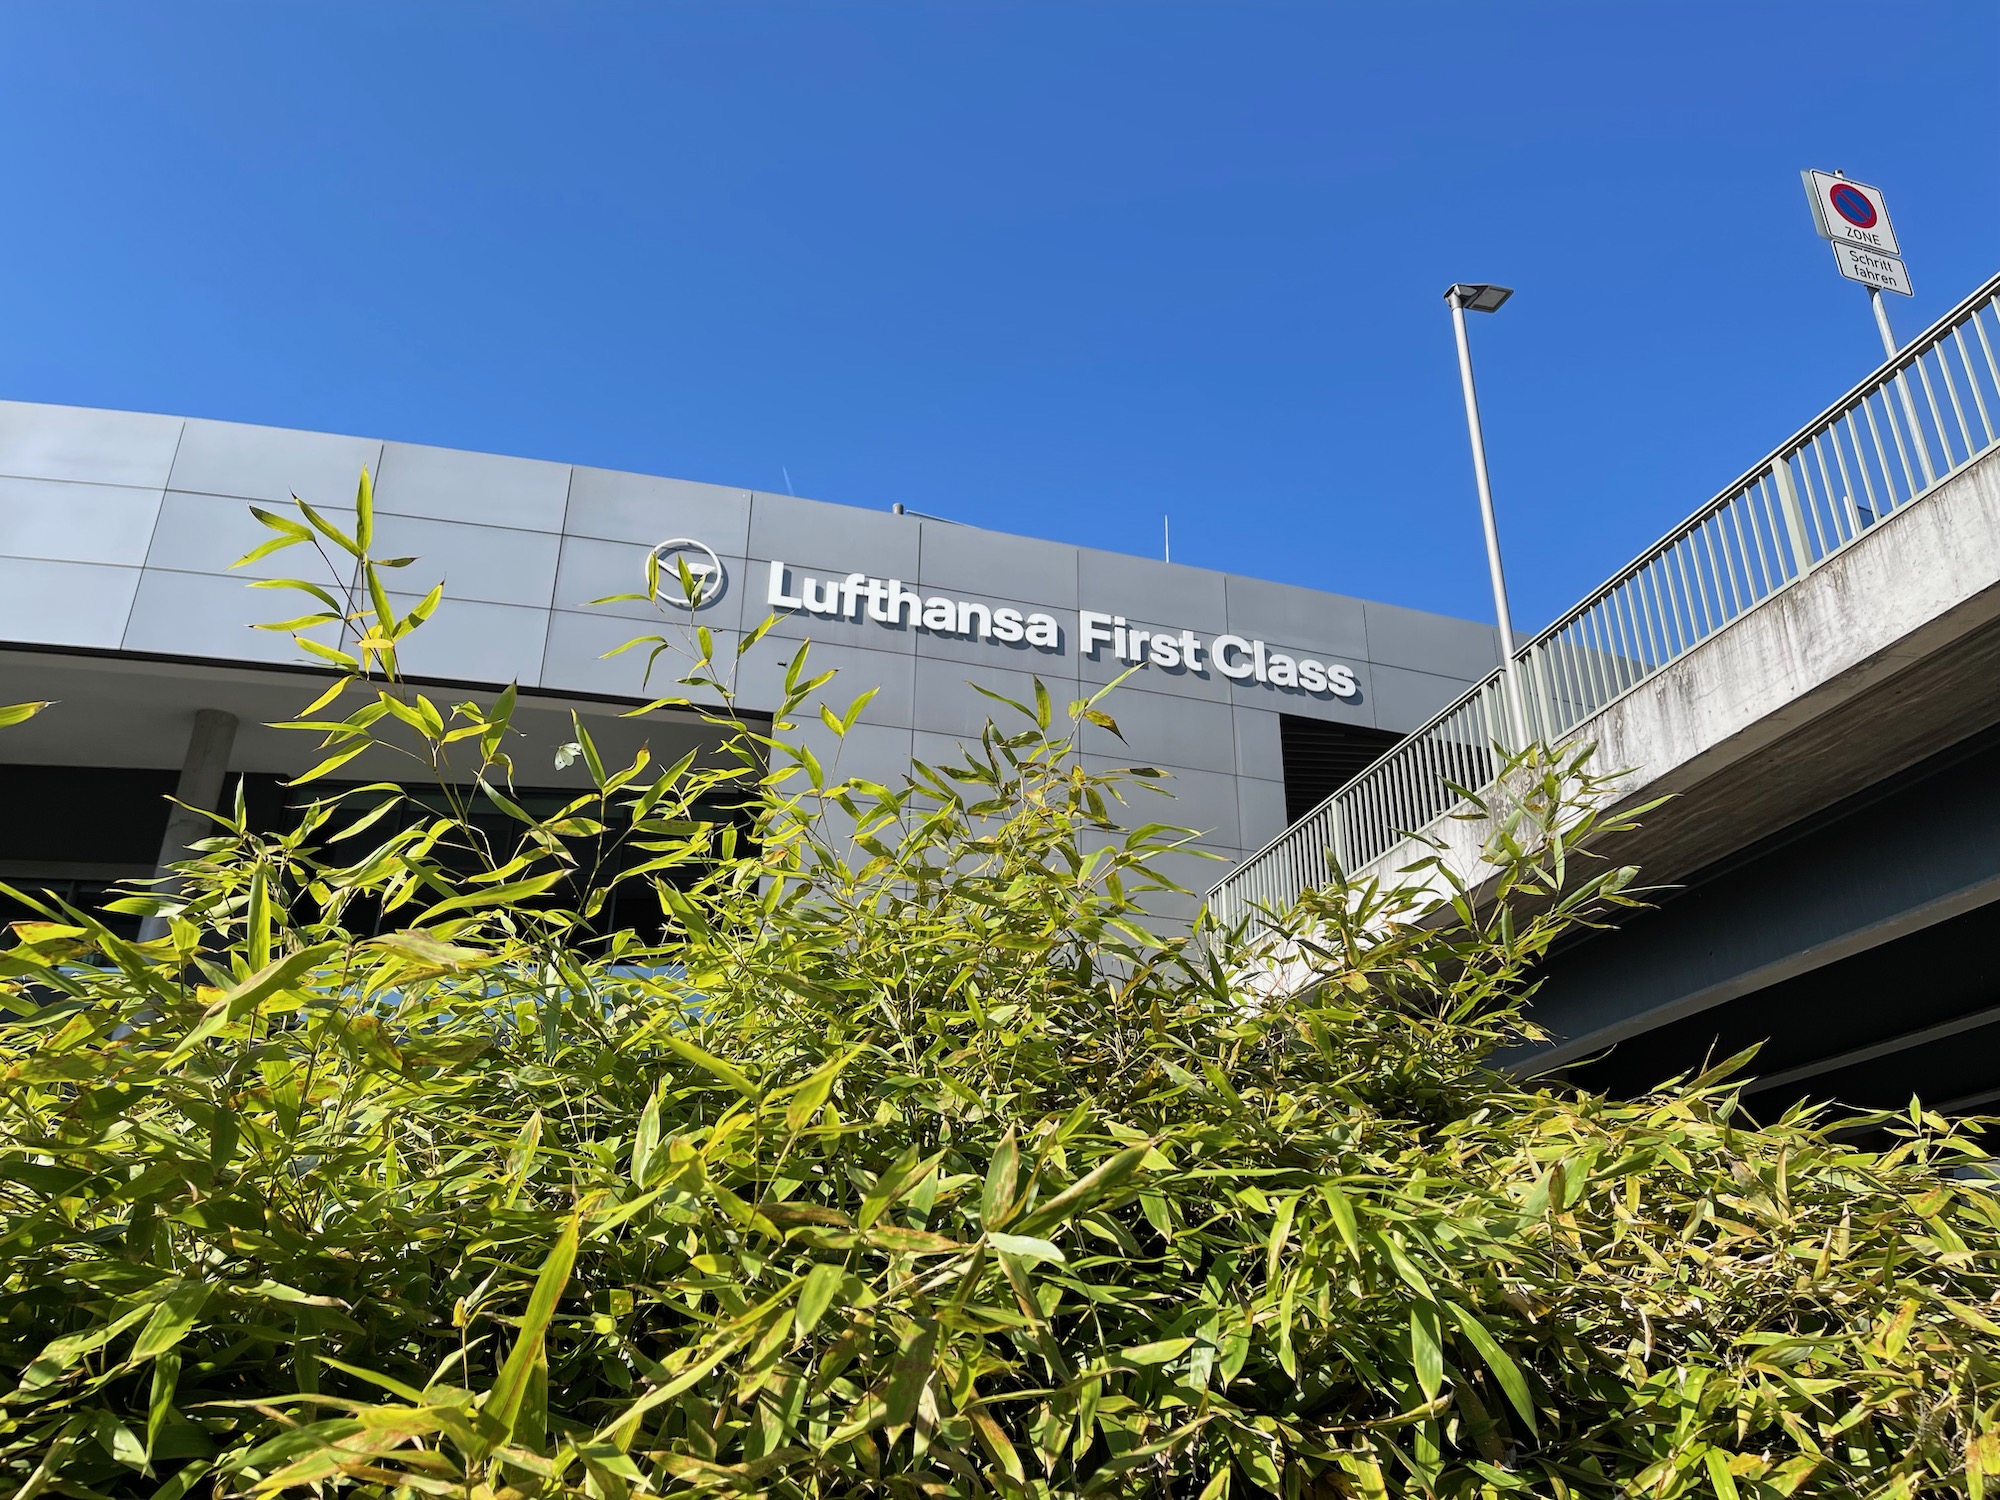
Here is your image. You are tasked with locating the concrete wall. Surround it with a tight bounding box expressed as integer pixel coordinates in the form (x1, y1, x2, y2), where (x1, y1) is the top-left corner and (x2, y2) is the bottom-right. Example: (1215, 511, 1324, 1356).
(0, 400, 1497, 887)
(1310, 438, 2000, 1067)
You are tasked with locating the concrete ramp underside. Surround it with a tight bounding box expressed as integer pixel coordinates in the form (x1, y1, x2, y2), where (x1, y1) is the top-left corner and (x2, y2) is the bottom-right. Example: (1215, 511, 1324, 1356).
(1362, 445, 2000, 1104)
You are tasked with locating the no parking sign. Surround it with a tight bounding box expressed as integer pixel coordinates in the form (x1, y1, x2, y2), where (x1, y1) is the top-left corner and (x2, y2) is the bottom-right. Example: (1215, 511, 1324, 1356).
(1802, 170, 1901, 257)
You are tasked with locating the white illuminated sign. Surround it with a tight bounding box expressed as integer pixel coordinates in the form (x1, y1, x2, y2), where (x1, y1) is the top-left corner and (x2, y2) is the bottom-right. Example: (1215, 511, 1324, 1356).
(764, 559, 1360, 700)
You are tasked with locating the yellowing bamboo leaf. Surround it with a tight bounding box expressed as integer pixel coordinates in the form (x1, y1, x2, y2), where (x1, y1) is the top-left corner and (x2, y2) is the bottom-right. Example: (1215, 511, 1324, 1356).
(0, 700, 54, 728)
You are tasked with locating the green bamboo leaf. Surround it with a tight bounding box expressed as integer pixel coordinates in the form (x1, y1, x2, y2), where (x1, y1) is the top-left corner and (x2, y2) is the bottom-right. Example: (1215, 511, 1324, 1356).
(657, 1029, 759, 1097)
(631, 1084, 665, 1187)
(412, 871, 566, 922)
(286, 740, 372, 785)
(250, 611, 341, 633)
(1443, 1302, 1538, 1433)
(1016, 1145, 1150, 1234)
(145, 1350, 180, 1460)
(248, 574, 345, 611)
(858, 1146, 943, 1231)
(971, 1408, 1027, 1484)
(1704, 1448, 1743, 1500)
(290, 635, 361, 671)
(167, 943, 342, 1062)
(794, 1263, 842, 1340)
(0, 700, 53, 729)
(16, 1302, 151, 1393)
(130, 1280, 213, 1361)
(399, 582, 445, 632)
(365, 564, 395, 632)
(840, 687, 879, 734)
(296, 496, 361, 556)
(782, 1046, 863, 1132)
(1409, 1304, 1443, 1403)
(982, 1127, 1022, 1229)
(364, 930, 486, 969)
(248, 504, 313, 539)
(354, 465, 373, 552)
(91, 1410, 146, 1468)
(865, 1226, 964, 1255)
(231, 534, 308, 569)
(1265, 1192, 1299, 1286)
(1113, 1337, 1194, 1366)
(882, 1318, 937, 1425)
(480, 1214, 580, 1446)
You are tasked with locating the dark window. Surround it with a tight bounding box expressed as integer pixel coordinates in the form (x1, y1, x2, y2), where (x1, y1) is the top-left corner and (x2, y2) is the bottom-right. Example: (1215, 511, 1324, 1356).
(0, 765, 180, 938)
(0, 765, 178, 867)
(0, 764, 754, 948)
(1278, 715, 1402, 824)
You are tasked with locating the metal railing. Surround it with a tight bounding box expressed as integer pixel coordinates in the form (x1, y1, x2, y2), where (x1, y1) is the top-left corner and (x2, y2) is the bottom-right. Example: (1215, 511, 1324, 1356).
(1209, 268, 2000, 929)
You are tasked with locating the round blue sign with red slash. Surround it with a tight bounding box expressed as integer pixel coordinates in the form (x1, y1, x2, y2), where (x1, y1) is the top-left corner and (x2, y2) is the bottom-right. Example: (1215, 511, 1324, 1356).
(1830, 183, 1878, 229)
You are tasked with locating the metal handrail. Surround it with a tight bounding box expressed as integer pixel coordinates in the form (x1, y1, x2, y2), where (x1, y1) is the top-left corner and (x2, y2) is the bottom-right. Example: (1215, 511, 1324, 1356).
(1208, 268, 2000, 930)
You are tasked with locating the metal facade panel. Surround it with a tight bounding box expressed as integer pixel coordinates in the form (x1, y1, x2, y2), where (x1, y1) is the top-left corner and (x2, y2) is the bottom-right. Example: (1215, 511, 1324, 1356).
(381, 593, 554, 689)
(1221, 571, 1371, 660)
(1078, 547, 1230, 634)
(1236, 775, 1290, 851)
(1362, 598, 1502, 679)
(746, 491, 920, 580)
(0, 402, 184, 489)
(1078, 688, 1238, 775)
(369, 513, 564, 611)
(566, 466, 753, 554)
(1081, 756, 1242, 849)
(918, 521, 1080, 610)
(910, 656, 1113, 741)
(733, 639, 918, 728)
(540, 608, 699, 700)
(0, 478, 164, 568)
(0, 556, 141, 650)
(374, 441, 572, 532)
(121, 568, 344, 666)
(144, 491, 355, 584)
(169, 418, 383, 508)
(1366, 661, 1489, 732)
(791, 719, 916, 788)
(1231, 707, 1286, 783)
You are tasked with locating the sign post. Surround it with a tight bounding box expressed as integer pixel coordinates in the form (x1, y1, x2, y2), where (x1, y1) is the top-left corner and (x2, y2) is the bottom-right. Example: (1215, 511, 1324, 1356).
(1802, 170, 1912, 359)
(1800, 169, 1934, 481)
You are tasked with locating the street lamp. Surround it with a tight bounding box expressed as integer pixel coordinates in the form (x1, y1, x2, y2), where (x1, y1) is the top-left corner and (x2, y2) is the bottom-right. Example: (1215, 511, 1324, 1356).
(1443, 281, 1527, 747)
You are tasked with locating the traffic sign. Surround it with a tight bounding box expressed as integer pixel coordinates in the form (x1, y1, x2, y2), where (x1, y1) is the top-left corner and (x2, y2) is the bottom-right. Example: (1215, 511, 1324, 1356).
(1831, 242, 1912, 296)
(1802, 170, 1900, 256)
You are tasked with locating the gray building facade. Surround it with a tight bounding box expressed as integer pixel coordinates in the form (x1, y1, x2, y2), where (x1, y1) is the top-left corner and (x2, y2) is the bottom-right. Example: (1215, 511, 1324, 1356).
(0, 399, 1496, 920)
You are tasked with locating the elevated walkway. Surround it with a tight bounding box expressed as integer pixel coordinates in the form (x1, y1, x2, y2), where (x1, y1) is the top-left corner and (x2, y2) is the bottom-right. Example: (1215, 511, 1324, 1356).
(1212, 268, 2000, 926)
(1208, 270, 2000, 1110)
(1355, 437, 2000, 921)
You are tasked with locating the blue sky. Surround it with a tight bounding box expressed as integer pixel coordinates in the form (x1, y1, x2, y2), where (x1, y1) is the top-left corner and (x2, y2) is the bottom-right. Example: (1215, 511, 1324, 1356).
(3, 4, 1995, 631)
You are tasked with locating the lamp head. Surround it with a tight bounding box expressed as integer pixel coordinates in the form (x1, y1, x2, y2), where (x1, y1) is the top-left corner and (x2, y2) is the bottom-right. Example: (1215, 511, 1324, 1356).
(1446, 282, 1514, 313)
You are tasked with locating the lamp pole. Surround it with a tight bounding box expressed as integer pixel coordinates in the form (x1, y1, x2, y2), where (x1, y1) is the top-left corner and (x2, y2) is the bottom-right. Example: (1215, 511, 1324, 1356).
(1444, 282, 1527, 747)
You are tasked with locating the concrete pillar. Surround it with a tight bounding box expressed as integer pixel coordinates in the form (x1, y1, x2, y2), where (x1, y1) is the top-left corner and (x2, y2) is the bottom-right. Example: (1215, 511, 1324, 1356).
(137, 708, 239, 942)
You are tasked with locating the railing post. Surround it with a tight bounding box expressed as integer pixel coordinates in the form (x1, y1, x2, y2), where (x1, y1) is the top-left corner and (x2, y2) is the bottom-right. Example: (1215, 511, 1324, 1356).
(1526, 642, 1557, 742)
(1770, 458, 1816, 579)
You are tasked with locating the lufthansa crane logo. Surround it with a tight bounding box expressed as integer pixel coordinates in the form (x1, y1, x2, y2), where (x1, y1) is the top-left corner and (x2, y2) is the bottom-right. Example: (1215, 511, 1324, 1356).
(646, 538, 726, 610)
